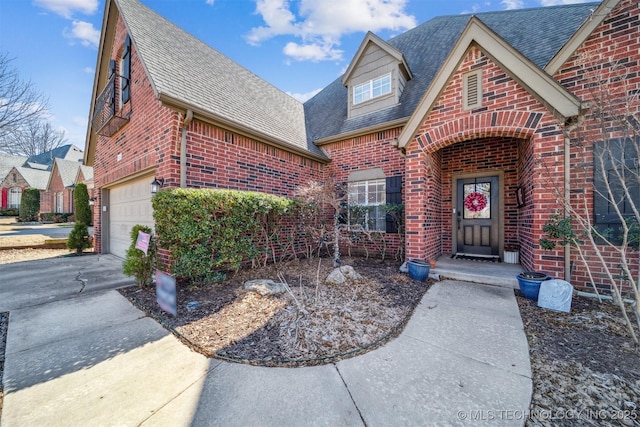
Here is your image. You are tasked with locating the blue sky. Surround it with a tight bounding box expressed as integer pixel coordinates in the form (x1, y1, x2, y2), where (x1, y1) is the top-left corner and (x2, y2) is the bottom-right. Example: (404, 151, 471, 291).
(0, 0, 594, 151)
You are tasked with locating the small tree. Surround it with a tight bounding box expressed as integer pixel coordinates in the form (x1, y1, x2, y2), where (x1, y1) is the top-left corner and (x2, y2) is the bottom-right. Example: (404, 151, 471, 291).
(295, 179, 347, 267)
(123, 224, 157, 287)
(18, 187, 39, 222)
(67, 222, 90, 254)
(74, 182, 91, 225)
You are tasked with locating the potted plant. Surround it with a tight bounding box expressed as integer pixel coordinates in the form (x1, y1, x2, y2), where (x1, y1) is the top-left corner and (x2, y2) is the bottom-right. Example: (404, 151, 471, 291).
(504, 245, 520, 264)
(408, 259, 430, 282)
(516, 271, 551, 300)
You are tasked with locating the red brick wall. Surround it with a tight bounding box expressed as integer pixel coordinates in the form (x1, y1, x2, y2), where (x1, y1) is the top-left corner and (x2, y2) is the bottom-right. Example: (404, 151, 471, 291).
(93, 14, 325, 257)
(551, 0, 640, 292)
(321, 128, 405, 258)
(405, 47, 565, 268)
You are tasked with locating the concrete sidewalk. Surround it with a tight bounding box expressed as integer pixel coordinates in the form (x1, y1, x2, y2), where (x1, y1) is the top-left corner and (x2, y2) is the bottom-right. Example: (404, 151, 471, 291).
(1, 255, 532, 426)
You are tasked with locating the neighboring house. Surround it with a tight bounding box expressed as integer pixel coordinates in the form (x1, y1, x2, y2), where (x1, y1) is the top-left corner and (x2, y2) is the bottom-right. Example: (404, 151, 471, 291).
(0, 144, 90, 211)
(85, 0, 639, 292)
(0, 154, 28, 209)
(43, 158, 84, 214)
(0, 166, 50, 209)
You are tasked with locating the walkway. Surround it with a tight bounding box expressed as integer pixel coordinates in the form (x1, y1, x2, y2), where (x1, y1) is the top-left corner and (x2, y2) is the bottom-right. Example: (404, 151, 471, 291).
(1, 255, 532, 426)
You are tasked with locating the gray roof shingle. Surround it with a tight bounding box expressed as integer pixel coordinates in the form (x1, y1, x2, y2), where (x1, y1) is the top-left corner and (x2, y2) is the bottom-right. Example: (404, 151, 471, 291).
(26, 144, 84, 171)
(16, 167, 50, 190)
(304, 2, 599, 143)
(54, 158, 82, 188)
(116, 0, 326, 159)
(0, 154, 28, 182)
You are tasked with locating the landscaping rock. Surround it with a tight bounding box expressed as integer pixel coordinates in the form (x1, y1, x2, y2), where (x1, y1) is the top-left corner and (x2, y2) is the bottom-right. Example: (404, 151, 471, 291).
(325, 265, 362, 285)
(244, 279, 287, 296)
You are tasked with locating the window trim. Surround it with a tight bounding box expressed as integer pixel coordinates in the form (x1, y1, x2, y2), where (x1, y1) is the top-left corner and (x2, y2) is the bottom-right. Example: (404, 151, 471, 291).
(463, 69, 482, 110)
(347, 178, 387, 232)
(353, 73, 392, 105)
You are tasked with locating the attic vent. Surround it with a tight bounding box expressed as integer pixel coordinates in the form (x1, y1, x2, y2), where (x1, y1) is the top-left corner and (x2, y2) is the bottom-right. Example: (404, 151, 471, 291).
(463, 70, 482, 110)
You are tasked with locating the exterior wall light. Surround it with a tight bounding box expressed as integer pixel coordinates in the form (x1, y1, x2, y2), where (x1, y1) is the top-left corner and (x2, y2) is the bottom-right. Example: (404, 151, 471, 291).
(151, 177, 164, 194)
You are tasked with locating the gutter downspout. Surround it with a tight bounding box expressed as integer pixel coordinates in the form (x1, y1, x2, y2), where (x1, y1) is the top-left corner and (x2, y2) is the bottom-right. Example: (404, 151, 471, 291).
(564, 129, 571, 281)
(180, 109, 193, 188)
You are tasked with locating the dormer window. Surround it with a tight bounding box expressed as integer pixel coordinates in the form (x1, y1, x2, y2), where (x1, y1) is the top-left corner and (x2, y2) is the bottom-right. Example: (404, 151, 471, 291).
(353, 74, 391, 105)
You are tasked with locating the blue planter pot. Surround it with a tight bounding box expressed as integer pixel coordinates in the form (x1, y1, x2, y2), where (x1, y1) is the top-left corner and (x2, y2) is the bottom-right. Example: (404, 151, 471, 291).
(517, 272, 550, 301)
(408, 260, 431, 282)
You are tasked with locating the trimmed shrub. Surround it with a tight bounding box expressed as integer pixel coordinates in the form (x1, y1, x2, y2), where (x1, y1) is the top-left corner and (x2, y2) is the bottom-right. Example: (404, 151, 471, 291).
(67, 222, 90, 254)
(123, 224, 157, 287)
(74, 182, 92, 225)
(40, 212, 74, 223)
(153, 188, 294, 283)
(0, 208, 19, 216)
(18, 187, 40, 222)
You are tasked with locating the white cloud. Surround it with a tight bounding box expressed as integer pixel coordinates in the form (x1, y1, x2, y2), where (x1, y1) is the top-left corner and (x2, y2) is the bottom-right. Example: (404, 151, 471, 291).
(205, 0, 215, 4)
(501, 0, 524, 9)
(287, 88, 322, 102)
(283, 41, 342, 62)
(34, 0, 98, 19)
(83, 66, 94, 74)
(247, 0, 416, 62)
(539, 0, 592, 5)
(65, 20, 100, 48)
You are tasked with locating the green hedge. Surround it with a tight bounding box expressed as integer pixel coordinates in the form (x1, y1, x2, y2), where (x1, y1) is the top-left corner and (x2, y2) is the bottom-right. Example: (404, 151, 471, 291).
(18, 188, 40, 222)
(40, 212, 74, 223)
(153, 188, 296, 283)
(0, 208, 19, 216)
(74, 182, 92, 225)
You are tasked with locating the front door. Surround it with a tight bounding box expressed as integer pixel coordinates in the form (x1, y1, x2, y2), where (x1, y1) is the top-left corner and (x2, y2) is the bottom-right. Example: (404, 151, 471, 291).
(455, 176, 499, 256)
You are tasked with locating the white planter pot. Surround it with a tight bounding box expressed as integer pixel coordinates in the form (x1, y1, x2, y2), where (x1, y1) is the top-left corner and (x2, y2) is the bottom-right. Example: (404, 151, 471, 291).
(504, 251, 519, 264)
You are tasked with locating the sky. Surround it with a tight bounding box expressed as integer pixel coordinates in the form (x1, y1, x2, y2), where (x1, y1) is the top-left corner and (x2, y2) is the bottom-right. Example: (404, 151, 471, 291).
(0, 0, 595, 151)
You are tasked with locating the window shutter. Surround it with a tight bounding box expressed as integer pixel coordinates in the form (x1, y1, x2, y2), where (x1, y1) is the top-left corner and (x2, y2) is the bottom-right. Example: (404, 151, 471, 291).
(385, 175, 402, 233)
(338, 181, 348, 225)
(122, 35, 131, 104)
(109, 59, 116, 77)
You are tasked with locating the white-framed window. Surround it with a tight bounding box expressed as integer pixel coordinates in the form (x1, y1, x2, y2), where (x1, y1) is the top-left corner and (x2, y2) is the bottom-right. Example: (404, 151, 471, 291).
(9, 187, 21, 209)
(353, 74, 391, 105)
(347, 179, 386, 231)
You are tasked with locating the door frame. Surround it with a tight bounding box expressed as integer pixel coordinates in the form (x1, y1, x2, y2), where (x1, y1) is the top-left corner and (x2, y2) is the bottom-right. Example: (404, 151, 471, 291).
(451, 170, 504, 258)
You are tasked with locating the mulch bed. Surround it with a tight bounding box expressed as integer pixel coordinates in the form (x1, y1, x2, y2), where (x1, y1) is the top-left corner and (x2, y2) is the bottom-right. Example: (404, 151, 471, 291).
(120, 257, 431, 366)
(518, 293, 640, 426)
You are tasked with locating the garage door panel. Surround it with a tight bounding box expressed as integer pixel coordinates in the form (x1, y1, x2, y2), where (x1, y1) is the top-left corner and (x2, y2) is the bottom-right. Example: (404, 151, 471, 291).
(109, 175, 154, 259)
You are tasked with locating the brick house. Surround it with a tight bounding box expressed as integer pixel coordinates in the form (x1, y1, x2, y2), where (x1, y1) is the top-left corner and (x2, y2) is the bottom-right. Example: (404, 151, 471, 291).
(0, 144, 87, 213)
(86, 0, 639, 291)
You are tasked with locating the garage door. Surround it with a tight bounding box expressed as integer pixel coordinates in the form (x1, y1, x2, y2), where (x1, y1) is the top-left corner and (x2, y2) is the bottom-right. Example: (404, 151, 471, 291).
(109, 174, 154, 258)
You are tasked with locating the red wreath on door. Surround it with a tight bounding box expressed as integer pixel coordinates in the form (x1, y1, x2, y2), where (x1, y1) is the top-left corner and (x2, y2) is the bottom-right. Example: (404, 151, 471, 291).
(464, 192, 487, 212)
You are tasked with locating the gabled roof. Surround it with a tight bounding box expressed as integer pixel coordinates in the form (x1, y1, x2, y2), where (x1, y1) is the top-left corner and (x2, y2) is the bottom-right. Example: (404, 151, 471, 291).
(87, 0, 326, 162)
(25, 144, 84, 171)
(11, 167, 50, 190)
(78, 165, 94, 183)
(0, 154, 28, 183)
(305, 2, 599, 144)
(341, 31, 412, 86)
(397, 16, 584, 148)
(47, 158, 82, 189)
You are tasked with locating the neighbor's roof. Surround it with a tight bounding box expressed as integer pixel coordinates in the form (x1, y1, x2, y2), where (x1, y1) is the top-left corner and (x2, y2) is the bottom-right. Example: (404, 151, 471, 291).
(0, 154, 28, 182)
(79, 165, 94, 182)
(15, 167, 50, 190)
(51, 158, 82, 188)
(25, 144, 84, 171)
(304, 2, 599, 143)
(114, 0, 326, 160)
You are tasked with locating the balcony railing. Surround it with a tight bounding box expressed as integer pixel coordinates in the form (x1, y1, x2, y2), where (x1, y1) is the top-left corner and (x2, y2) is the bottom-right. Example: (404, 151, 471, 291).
(92, 73, 131, 137)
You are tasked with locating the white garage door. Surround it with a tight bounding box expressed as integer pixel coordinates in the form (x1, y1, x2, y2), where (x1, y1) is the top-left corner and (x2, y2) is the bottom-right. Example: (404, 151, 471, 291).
(109, 174, 154, 258)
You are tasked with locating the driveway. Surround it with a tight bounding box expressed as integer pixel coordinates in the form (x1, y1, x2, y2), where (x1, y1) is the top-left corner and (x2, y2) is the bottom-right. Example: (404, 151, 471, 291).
(0, 217, 76, 248)
(1, 255, 532, 426)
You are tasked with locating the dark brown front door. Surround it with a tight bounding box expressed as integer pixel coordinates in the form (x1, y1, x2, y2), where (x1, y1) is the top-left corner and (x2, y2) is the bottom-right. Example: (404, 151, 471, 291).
(455, 176, 499, 256)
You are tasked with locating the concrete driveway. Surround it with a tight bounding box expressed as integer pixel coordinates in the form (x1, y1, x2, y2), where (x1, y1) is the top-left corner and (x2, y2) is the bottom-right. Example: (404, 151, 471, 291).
(0, 255, 532, 426)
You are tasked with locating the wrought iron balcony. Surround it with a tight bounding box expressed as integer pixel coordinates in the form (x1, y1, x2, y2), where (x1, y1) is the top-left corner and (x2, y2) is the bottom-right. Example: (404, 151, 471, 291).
(92, 73, 131, 137)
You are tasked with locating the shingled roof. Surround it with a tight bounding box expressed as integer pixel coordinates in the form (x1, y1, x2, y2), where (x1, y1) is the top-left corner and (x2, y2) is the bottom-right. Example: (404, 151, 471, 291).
(25, 144, 84, 171)
(115, 0, 325, 160)
(304, 2, 599, 143)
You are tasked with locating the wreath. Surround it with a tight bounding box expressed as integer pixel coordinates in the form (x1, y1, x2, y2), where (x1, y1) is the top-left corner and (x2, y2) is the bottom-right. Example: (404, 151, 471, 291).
(464, 192, 487, 212)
